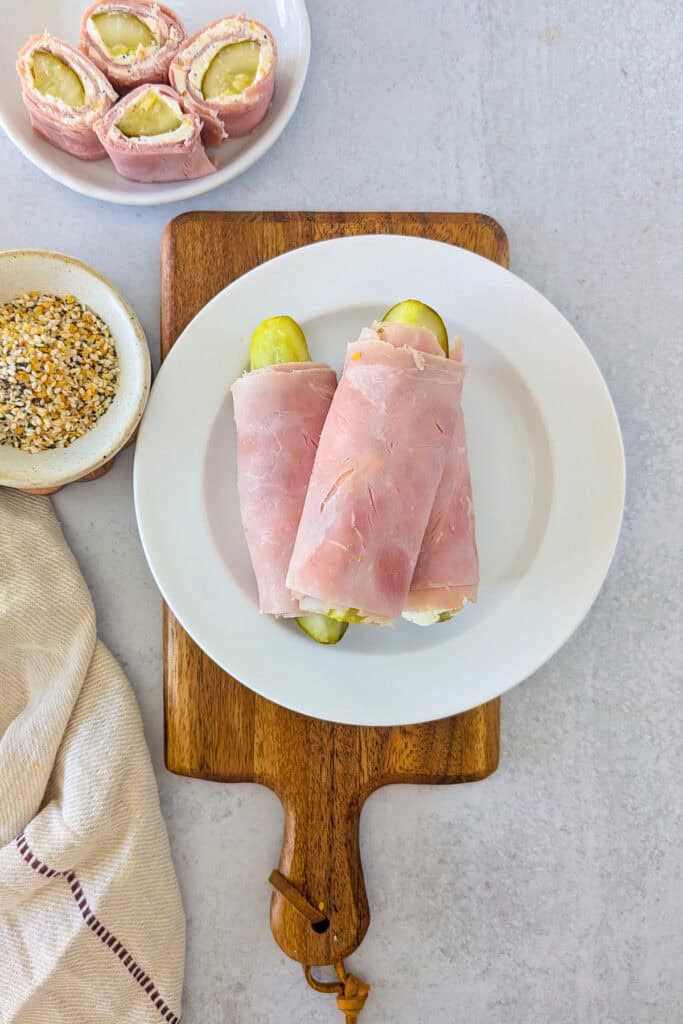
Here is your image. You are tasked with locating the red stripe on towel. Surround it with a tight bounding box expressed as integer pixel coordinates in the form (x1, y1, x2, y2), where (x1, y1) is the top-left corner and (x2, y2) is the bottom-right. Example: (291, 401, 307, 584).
(14, 832, 180, 1023)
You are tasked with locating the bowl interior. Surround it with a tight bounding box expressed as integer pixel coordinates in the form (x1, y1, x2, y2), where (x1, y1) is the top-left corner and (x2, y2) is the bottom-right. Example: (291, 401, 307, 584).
(0, 251, 150, 489)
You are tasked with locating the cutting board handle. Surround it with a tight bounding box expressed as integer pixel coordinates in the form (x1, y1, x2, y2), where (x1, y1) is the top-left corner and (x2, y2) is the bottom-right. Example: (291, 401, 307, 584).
(269, 734, 370, 966)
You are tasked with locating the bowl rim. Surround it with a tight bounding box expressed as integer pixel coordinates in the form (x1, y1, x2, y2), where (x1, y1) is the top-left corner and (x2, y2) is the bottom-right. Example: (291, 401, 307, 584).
(0, 248, 151, 489)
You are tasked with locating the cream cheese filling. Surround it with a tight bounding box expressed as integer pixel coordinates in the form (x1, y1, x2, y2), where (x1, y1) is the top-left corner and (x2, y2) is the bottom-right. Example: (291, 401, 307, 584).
(402, 604, 466, 626)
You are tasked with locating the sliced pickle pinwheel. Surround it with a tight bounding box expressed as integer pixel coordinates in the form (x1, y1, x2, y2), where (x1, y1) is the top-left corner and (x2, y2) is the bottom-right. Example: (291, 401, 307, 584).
(94, 83, 215, 182)
(16, 34, 118, 160)
(80, 0, 186, 93)
(169, 15, 277, 145)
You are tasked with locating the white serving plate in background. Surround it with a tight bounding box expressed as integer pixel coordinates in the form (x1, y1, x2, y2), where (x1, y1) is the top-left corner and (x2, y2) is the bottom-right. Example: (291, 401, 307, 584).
(0, 1, 310, 205)
(134, 235, 625, 726)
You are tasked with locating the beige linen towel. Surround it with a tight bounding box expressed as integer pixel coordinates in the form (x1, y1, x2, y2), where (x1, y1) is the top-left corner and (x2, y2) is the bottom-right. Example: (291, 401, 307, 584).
(0, 490, 184, 1024)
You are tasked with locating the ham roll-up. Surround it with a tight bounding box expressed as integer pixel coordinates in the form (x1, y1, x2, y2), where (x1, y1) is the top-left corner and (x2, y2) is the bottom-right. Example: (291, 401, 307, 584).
(16, 35, 117, 160)
(169, 16, 277, 145)
(363, 320, 478, 623)
(94, 83, 214, 181)
(286, 335, 466, 624)
(231, 363, 337, 617)
(400, 333, 479, 624)
(80, 1, 185, 92)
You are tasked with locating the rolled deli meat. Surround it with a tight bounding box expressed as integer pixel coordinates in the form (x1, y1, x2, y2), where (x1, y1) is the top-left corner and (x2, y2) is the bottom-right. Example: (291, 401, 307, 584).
(286, 334, 465, 623)
(402, 341, 479, 624)
(375, 323, 479, 625)
(231, 362, 337, 617)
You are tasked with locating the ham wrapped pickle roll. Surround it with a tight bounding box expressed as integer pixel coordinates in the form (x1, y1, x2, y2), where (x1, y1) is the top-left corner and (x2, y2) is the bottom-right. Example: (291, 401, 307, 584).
(80, 1, 185, 93)
(16, 35, 117, 160)
(94, 83, 214, 181)
(287, 335, 465, 624)
(169, 15, 277, 145)
(402, 337, 479, 624)
(232, 359, 337, 618)
(377, 305, 479, 624)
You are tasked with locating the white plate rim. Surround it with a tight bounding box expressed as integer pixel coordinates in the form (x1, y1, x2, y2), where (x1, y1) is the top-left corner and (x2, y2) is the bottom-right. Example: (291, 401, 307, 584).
(0, 1, 311, 206)
(134, 234, 626, 725)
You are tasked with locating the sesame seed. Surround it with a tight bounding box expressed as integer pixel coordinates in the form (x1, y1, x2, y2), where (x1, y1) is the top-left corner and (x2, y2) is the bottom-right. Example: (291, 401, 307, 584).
(0, 292, 119, 453)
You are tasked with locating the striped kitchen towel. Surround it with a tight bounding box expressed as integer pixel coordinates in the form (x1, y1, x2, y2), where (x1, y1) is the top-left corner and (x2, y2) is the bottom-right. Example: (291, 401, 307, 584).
(0, 490, 184, 1023)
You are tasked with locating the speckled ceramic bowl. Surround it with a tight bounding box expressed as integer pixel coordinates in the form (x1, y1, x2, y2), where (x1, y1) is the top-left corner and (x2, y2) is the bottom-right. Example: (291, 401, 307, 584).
(0, 250, 150, 493)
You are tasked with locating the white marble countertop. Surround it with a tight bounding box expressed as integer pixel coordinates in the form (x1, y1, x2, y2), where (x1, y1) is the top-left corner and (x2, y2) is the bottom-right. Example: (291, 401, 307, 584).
(2, 2, 681, 1021)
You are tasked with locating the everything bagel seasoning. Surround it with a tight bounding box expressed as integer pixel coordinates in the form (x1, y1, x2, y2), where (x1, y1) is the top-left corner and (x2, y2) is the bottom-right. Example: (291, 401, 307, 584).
(0, 291, 119, 453)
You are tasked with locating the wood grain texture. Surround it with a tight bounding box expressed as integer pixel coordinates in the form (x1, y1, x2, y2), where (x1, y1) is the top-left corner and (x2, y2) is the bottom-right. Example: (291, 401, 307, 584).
(161, 212, 506, 966)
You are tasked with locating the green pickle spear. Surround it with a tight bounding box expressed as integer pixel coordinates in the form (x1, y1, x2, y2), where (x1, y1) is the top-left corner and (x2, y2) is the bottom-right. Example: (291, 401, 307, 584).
(249, 315, 311, 370)
(296, 613, 348, 644)
(116, 90, 182, 138)
(32, 51, 86, 107)
(92, 12, 156, 57)
(248, 315, 348, 646)
(381, 299, 449, 356)
(202, 41, 261, 100)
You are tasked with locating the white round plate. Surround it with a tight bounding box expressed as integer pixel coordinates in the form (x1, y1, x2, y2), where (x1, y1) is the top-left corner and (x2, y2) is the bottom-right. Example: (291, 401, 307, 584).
(0, 1, 309, 205)
(134, 235, 625, 726)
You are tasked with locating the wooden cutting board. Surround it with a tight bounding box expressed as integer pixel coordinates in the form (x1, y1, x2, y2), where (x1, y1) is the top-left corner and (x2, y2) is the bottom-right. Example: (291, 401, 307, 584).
(161, 212, 506, 969)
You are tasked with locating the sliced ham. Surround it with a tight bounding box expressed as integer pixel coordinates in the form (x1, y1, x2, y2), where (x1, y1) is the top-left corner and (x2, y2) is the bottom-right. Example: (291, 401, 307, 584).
(449, 334, 464, 361)
(231, 362, 337, 617)
(403, 384, 479, 619)
(286, 336, 465, 622)
(363, 321, 444, 356)
(403, 333, 478, 621)
(372, 323, 479, 623)
(16, 35, 118, 160)
(94, 83, 215, 181)
(169, 16, 277, 146)
(80, 1, 186, 93)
